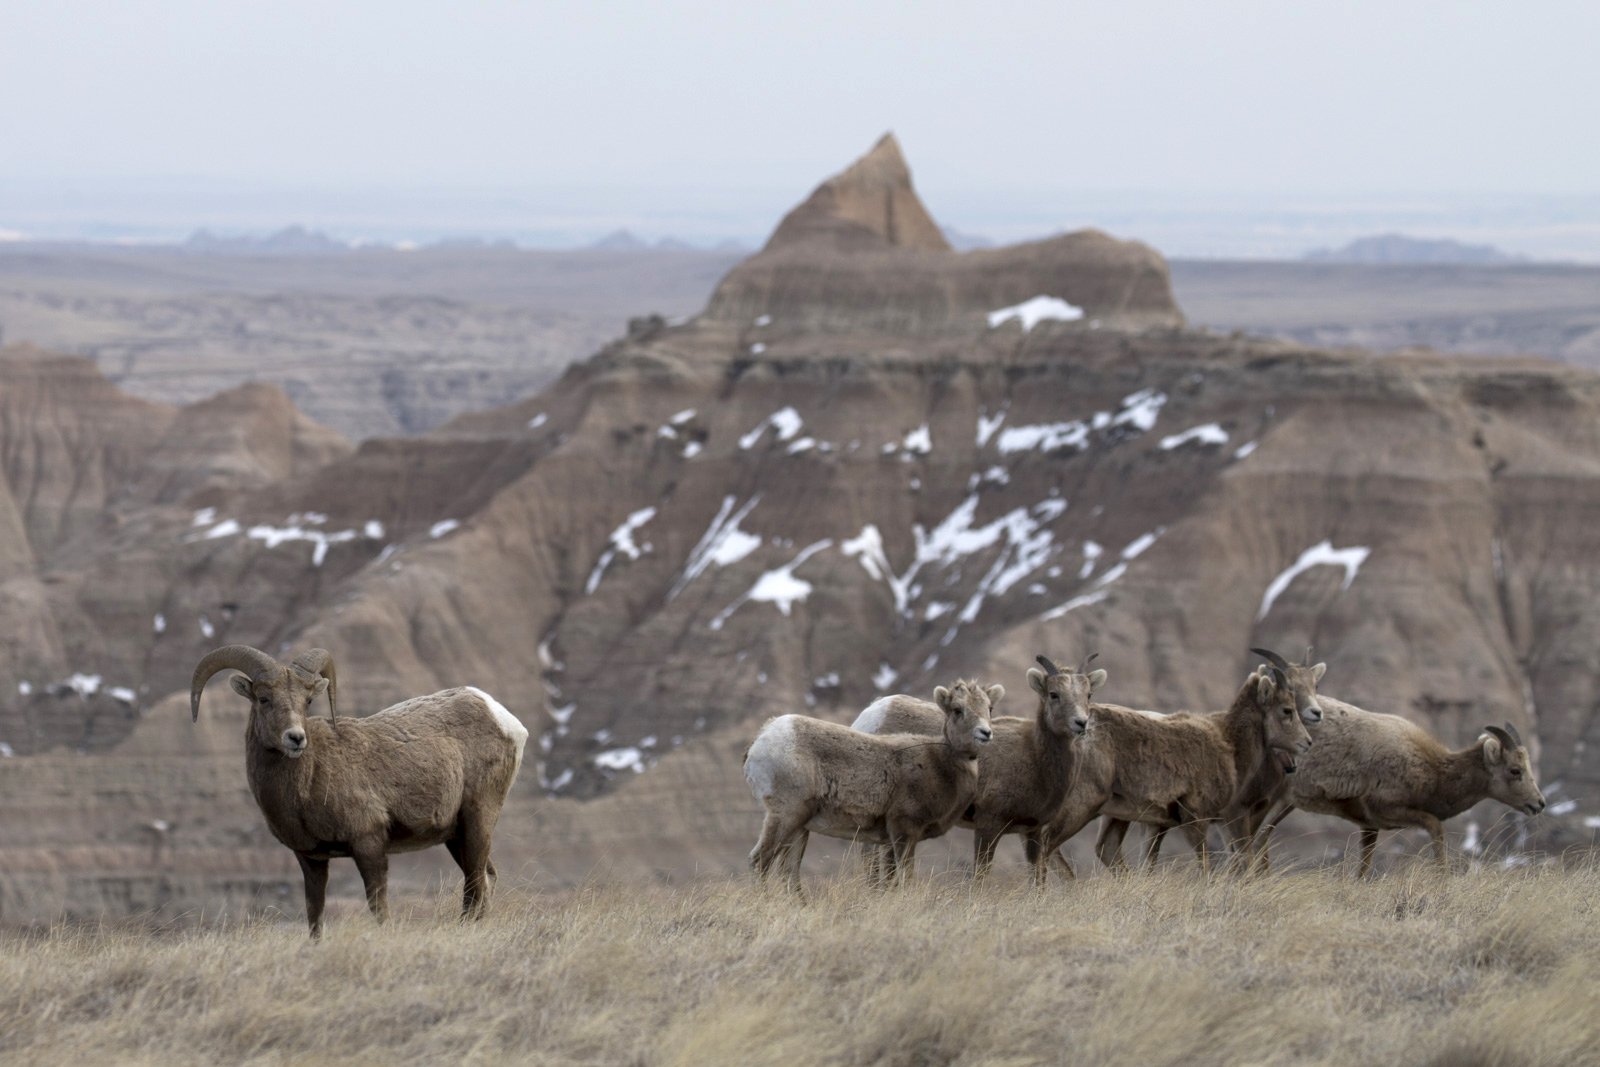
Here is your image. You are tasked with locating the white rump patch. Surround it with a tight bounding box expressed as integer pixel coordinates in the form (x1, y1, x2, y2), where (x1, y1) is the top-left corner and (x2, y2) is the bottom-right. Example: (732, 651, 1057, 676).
(852, 697, 895, 734)
(465, 686, 528, 781)
(987, 295, 1085, 330)
(1257, 540, 1371, 620)
(744, 715, 800, 800)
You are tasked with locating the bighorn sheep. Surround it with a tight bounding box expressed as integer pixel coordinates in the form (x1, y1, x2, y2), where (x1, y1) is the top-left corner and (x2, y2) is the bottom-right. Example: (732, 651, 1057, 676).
(1039, 650, 1319, 872)
(853, 654, 1103, 885)
(744, 679, 998, 890)
(191, 644, 528, 937)
(1246, 701, 1545, 875)
(1118, 647, 1327, 868)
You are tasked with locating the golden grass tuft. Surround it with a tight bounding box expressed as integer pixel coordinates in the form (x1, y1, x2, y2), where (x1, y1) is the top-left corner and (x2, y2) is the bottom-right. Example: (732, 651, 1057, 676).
(4, 862, 1600, 1065)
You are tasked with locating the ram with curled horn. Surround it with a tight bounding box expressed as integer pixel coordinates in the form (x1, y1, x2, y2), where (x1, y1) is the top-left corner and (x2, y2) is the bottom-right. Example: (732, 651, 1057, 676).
(1246, 697, 1545, 876)
(191, 643, 528, 937)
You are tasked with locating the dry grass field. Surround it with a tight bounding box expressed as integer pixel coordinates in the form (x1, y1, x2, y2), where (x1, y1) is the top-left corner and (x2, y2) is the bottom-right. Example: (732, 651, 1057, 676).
(4, 861, 1599, 1066)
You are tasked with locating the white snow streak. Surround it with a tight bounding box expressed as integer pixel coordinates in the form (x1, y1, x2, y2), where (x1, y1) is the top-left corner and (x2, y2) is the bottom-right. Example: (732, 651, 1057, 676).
(586, 506, 658, 594)
(710, 540, 832, 630)
(1160, 423, 1229, 450)
(1257, 540, 1372, 620)
(670, 496, 762, 598)
(739, 407, 804, 449)
(987, 295, 1085, 330)
(995, 390, 1167, 455)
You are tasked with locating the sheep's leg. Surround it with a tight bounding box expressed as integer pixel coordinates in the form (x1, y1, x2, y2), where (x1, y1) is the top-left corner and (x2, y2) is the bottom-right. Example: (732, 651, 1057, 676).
(874, 841, 899, 889)
(890, 834, 919, 886)
(296, 853, 330, 940)
(1249, 802, 1295, 875)
(1046, 799, 1108, 872)
(1050, 849, 1076, 880)
(1179, 819, 1211, 873)
(1357, 827, 1379, 878)
(1143, 825, 1167, 868)
(781, 830, 809, 895)
(448, 818, 494, 921)
(973, 827, 1003, 882)
(1396, 810, 1450, 872)
(1022, 832, 1074, 884)
(1096, 819, 1132, 872)
(350, 842, 390, 924)
(750, 811, 792, 881)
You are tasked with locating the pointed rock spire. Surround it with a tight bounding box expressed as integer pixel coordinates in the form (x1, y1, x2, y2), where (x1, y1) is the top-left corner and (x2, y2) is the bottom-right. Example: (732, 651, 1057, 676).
(763, 133, 952, 253)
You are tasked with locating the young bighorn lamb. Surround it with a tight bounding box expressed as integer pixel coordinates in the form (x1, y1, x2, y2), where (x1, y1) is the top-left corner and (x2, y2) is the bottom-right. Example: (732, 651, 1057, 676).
(745, 679, 998, 890)
(853, 654, 1103, 885)
(191, 644, 528, 937)
(1246, 702, 1545, 875)
(1038, 652, 1318, 872)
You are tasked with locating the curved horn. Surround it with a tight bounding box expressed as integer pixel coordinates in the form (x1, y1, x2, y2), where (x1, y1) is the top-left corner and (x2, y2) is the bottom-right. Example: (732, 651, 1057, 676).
(1502, 721, 1524, 748)
(1483, 725, 1515, 749)
(191, 645, 278, 722)
(1250, 647, 1289, 686)
(1251, 647, 1291, 671)
(1036, 654, 1063, 676)
(1078, 652, 1100, 675)
(292, 648, 339, 727)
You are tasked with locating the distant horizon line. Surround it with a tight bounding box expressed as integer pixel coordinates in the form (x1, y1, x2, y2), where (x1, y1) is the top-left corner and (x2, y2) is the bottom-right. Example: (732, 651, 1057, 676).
(1, 226, 1594, 267)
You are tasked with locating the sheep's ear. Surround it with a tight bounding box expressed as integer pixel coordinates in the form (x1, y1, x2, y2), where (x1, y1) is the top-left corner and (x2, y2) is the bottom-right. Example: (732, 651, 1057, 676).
(1481, 734, 1504, 765)
(1255, 671, 1275, 703)
(1027, 668, 1047, 695)
(1088, 669, 1108, 691)
(229, 675, 253, 699)
(985, 684, 1005, 708)
(310, 678, 330, 702)
(1311, 662, 1327, 684)
(934, 686, 953, 711)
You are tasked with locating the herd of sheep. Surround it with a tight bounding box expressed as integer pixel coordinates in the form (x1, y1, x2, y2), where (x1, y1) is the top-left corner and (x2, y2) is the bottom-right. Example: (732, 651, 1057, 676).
(744, 648, 1546, 891)
(189, 642, 1546, 938)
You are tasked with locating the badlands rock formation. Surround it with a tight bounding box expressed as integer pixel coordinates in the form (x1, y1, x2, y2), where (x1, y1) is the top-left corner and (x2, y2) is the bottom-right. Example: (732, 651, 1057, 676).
(2, 136, 1597, 921)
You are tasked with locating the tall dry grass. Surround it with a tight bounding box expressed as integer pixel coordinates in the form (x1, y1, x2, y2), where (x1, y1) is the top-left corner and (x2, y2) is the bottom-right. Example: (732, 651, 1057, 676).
(3, 860, 1600, 1066)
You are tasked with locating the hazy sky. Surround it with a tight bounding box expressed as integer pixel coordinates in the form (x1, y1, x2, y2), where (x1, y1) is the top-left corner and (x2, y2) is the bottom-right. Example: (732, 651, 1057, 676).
(4, 2, 1598, 252)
